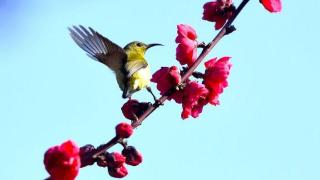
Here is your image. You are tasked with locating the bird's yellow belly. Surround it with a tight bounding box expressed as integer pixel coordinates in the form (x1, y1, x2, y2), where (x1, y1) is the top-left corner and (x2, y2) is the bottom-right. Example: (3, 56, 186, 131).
(130, 66, 151, 91)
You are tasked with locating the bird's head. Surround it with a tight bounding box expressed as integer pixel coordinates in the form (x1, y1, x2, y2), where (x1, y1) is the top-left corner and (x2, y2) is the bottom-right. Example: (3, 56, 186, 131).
(124, 41, 163, 56)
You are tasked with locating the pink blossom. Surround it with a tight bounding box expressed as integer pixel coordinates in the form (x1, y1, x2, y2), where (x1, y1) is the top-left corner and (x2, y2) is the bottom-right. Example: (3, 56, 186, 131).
(176, 38, 198, 67)
(175, 24, 198, 67)
(202, 0, 235, 30)
(203, 57, 232, 105)
(181, 81, 209, 119)
(260, 0, 282, 13)
(175, 24, 197, 43)
(44, 140, 80, 180)
(151, 66, 183, 103)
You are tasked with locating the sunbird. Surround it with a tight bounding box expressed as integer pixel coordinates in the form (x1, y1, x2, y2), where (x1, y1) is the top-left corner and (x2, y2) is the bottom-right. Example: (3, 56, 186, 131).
(69, 25, 162, 100)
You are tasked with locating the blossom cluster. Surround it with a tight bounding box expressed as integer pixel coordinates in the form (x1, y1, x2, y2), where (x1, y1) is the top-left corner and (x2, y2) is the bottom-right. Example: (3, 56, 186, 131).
(202, 0, 281, 30)
(152, 24, 232, 119)
(44, 123, 142, 179)
(149, 0, 281, 119)
(43, 0, 282, 179)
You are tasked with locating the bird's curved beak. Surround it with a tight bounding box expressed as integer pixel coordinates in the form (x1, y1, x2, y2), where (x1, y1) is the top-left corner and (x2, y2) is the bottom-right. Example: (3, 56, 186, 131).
(146, 43, 164, 50)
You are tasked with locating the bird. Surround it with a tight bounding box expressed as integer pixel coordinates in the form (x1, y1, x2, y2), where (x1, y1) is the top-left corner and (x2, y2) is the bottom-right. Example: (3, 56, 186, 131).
(68, 25, 163, 101)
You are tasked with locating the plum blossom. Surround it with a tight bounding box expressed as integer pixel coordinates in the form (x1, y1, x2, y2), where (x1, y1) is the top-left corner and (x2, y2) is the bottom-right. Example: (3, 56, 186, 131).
(202, 0, 235, 30)
(181, 81, 209, 119)
(203, 57, 232, 105)
(151, 66, 183, 103)
(175, 24, 198, 67)
(44, 140, 80, 180)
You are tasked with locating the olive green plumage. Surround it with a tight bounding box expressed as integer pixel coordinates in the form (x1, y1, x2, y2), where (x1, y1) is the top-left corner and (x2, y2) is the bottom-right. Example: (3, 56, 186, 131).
(69, 25, 162, 99)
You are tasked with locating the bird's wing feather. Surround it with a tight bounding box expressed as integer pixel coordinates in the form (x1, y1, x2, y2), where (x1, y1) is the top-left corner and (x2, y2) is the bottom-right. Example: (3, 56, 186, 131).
(69, 25, 127, 72)
(125, 60, 148, 78)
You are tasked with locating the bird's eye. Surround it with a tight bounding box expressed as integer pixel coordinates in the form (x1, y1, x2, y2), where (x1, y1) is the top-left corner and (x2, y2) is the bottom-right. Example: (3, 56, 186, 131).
(136, 42, 142, 47)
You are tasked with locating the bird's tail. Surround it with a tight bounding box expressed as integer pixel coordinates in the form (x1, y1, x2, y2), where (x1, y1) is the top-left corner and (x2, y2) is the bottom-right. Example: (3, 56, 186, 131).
(122, 88, 131, 99)
(122, 86, 139, 99)
(122, 92, 129, 99)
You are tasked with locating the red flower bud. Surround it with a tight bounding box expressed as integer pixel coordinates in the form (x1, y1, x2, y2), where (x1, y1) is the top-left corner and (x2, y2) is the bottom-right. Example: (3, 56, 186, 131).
(260, 0, 282, 13)
(106, 152, 126, 168)
(44, 140, 80, 180)
(108, 165, 128, 178)
(121, 99, 150, 121)
(79, 144, 96, 167)
(122, 146, 143, 166)
(115, 122, 134, 138)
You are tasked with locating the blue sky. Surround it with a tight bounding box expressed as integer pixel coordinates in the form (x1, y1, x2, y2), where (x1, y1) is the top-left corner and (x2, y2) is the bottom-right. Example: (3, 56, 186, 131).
(1, 0, 320, 179)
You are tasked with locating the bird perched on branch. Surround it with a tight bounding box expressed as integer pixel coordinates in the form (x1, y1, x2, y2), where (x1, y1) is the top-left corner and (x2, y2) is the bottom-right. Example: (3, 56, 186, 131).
(69, 25, 162, 101)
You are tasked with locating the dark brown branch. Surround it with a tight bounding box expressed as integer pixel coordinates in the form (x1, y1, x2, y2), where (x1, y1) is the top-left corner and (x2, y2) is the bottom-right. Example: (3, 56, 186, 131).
(81, 0, 250, 165)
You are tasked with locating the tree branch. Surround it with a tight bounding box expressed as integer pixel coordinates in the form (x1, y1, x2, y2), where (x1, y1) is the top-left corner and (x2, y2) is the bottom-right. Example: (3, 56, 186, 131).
(80, 0, 250, 166)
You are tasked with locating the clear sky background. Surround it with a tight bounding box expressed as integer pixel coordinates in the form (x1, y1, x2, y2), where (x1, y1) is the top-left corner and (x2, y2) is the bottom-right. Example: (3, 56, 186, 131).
(1, 0, 320, 179)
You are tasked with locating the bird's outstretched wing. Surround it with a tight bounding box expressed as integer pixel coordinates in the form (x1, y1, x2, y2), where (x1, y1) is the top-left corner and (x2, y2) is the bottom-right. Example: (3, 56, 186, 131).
(69, 25, 127, 72)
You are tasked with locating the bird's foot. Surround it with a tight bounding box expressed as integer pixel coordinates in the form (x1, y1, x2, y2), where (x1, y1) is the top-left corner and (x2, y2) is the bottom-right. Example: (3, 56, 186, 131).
(146, 86, 161, 104)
